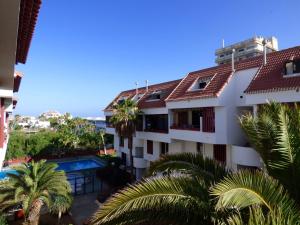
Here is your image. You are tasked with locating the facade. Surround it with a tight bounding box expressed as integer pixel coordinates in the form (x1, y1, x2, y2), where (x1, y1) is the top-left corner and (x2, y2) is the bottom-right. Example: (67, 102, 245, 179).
(0, 0, 41, 169)
(215, 36, 278, 65)
(105, 40, 300, 180)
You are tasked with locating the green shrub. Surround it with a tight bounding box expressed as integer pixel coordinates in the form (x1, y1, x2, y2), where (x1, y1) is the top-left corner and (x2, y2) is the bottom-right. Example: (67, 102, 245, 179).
(0, 214, 7, 225)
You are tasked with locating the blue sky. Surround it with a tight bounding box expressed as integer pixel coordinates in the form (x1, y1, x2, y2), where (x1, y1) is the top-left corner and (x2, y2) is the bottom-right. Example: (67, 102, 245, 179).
(16, 0, 300, 117)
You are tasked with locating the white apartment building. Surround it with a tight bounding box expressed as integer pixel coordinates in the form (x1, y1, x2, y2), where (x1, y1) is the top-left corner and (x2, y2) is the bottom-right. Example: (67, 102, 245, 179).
(0, 0, 41, 169)
(215, 36, 278, 65)
(105, 40, 300, 180)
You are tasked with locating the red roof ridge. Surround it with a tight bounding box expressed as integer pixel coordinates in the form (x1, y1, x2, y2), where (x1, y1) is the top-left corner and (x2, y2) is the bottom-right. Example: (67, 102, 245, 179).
(245, 45, 300, 94)
(165, 73, 189, 102)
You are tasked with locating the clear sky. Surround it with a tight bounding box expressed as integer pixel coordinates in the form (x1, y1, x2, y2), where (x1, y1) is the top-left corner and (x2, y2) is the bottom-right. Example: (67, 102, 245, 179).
(15, 0, 300, 117)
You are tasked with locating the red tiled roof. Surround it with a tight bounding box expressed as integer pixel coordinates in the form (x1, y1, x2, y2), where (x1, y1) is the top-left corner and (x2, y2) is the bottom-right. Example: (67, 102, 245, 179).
(167, 56, 262, 102)
(137, 80, 181, 109)
(13, 71, 23, 93)
(16, 0, 42, 64)
(245, 46, 300, 93)
(104, 80, 181, 111)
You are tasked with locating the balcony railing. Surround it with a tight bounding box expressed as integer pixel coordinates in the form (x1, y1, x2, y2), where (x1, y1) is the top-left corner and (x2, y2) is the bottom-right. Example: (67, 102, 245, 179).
(144, 128, 168, 133)
(170, 124, 200, 131)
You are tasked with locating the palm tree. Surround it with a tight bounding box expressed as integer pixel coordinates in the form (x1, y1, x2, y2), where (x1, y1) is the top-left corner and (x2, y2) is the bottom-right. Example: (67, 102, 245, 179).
(110, 99, 140, 175)
(99, 129, 107, 155)
(211, 102, 300, 224)
(0, 160, 71, 225)
(90, 153, 227, 225)
(50, 194, 73, 225)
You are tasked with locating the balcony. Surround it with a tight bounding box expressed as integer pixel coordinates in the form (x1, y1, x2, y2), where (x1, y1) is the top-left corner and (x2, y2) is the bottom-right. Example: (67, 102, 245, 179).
(106, 127, 115, 135)
(144, 114, 168, 134)
(170, 108, 215, 132)
(133, 147, 147, 168)
(232, 145, 262, 168)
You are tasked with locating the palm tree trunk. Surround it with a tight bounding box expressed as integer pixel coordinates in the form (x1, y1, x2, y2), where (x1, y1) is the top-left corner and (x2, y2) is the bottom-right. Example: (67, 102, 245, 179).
(57, 211, 62, 225)
(25, 199, 43, 225)
(100, 133, 107, 155)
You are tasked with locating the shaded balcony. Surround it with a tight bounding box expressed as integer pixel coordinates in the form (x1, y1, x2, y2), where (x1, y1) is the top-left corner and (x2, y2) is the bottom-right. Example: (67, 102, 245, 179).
(144, 114, 168, 133)
(105, 116, 113, 128)
(170, 107, 215, 133)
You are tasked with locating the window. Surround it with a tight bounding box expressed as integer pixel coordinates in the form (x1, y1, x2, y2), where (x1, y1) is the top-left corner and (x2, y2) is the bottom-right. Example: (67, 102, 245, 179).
(285, 60, 300, 76)
(238, 48, 244, 52)
(196, 142, 203, 154)
(160, 142, 169, 155)
(119, 136, 124, 147)
(198, 81, 207, 89)
(136, 115, 143, 131)
(147, 91, 162, 101)
(220, 54, 224, 58)
(213, 144, 226, 163)
(189, 77, 212, 91)
(192, 110, 202, 129)
(121, 152, 127, 166)
(147, 140, 153, 154)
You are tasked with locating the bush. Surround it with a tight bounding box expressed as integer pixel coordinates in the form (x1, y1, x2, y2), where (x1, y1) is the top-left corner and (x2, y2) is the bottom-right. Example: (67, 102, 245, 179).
(0, 214, 7, 225)
(6, 131, 58, 160)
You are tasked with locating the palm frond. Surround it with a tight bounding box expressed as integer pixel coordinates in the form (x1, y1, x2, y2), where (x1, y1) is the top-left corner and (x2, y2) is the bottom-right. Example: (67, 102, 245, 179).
(91, 176, 212, 225)
(218, 206, 300, 225)
(148, 153, 227, 182)
(211, 170, 299, 217)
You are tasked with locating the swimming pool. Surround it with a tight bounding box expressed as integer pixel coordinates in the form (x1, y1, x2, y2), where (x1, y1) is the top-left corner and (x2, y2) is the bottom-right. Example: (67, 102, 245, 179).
(0, 158, 105, 180)
(56, 159, 105, 173)
(0, 169, 18, 180)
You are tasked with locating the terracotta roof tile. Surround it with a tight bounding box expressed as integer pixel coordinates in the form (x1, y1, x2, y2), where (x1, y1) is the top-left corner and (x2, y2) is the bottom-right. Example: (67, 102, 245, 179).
(245, 46, 300, 93)
(16, 0, 42, 64)
(104, 80, 181, 111)
(167, 56, 262, 101)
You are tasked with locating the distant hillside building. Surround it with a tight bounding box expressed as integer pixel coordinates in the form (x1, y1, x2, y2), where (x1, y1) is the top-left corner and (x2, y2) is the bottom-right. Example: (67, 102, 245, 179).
(215, 36, 278, 65)
(40, 110, 62, 119)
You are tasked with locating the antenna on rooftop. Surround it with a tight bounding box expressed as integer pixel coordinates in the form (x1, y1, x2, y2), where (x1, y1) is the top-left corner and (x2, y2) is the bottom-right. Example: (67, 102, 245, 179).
(145, 80, 149, 92)
(135, 82, 138, 95)
(222, 39, 225, 48)
(263, 39, 268, 65)
(231, 49, 235, 71)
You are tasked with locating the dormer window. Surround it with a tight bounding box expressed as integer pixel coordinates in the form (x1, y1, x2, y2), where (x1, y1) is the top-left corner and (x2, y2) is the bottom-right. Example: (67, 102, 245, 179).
(188, 77, 212, 92)
(284, 60, 300, 77)
(147, 91, 162, 101)
(198, 81, 207, 89)
(117, 96, 127, 104)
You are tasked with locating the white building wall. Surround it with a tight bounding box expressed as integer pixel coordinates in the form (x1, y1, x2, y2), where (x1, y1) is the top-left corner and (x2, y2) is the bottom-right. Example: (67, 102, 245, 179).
(245, 89, 300, 105)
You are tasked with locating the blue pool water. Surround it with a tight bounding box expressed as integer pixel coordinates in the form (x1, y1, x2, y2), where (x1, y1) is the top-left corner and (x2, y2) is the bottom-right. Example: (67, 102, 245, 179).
(0, 169, 18, 180)
(0, 159, 104, 180)
(56, 159, 104, 172)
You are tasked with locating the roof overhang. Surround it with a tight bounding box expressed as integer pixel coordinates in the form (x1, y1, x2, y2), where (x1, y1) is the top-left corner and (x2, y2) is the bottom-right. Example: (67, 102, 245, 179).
(13, 71, 23, 92)
(16, 0, 42, 64)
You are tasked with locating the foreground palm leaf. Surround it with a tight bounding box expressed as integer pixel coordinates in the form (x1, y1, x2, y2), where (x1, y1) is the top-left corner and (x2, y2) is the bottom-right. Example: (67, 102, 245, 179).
(220, 206, 300, 225)
(0, 160, 71, 225)
(91, 176, 214, 225)
(211, 170, 300, 220)
(239, 102, 300, 203)
(91, 153, 229, 225)
(148, 153, 227, 182)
